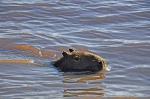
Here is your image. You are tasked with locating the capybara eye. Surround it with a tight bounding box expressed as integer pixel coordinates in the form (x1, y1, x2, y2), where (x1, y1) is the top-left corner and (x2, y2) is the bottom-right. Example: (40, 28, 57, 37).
(74, 56, 80, 61)
(98, 62, 102, 65)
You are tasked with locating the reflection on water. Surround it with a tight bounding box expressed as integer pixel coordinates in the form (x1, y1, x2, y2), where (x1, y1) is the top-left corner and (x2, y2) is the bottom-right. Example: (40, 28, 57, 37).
(63, 72, 105, 97)
(63, 87, 104, 97)
(63, 72, 105, 83)
(0, 0, 150, 98)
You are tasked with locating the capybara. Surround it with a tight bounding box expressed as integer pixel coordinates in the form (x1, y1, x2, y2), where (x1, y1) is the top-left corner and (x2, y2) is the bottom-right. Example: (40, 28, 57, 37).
(52, 49, 106, 72)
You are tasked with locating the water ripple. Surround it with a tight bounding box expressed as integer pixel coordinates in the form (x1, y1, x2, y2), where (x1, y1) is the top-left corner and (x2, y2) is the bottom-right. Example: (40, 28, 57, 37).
(0, 0, 150, 98)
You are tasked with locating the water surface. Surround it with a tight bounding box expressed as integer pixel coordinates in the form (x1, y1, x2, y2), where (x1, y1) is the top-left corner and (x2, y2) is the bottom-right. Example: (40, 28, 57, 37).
(0, 0, 150, 98)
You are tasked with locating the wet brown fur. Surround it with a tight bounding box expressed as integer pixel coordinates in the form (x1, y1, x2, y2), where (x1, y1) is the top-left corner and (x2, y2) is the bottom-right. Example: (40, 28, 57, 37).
(52, 49, 106, 72)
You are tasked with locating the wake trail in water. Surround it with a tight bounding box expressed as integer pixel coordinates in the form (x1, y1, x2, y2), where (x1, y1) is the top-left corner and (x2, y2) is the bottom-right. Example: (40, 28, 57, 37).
(0, 44, 56, 66)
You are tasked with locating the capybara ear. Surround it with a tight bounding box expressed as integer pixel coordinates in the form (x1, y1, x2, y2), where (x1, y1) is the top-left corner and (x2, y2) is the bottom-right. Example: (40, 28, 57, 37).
(62, 51, 68, 58)
(69, 48, 75, 52)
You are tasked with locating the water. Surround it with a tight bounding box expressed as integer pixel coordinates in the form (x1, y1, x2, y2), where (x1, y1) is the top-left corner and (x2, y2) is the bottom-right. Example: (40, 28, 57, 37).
(0, 0, 150, 98)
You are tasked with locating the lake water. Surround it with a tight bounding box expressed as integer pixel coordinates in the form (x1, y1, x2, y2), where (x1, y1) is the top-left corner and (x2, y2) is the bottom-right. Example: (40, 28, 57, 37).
(0, 0, 150, 98)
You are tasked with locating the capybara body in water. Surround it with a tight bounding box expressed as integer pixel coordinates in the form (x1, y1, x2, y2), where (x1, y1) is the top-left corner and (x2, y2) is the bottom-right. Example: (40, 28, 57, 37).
(52, 49, 106, 72)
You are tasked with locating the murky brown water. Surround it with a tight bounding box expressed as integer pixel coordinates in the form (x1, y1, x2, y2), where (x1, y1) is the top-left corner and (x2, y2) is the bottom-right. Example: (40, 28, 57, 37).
(0, 0, 150, 98)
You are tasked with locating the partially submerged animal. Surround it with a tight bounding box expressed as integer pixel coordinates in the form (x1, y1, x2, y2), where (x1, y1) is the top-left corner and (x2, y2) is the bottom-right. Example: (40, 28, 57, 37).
(52, 49, 106, 72)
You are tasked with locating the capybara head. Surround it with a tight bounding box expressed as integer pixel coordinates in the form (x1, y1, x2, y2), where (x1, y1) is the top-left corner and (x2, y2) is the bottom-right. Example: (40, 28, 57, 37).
(52, 49, 106, 72)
